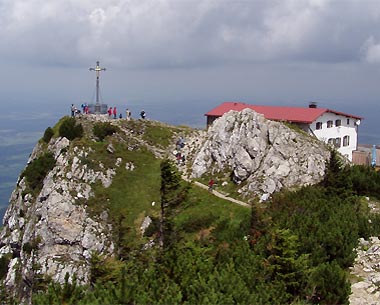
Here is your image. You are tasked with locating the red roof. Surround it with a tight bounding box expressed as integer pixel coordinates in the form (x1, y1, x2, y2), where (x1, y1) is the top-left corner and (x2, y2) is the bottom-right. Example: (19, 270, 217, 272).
(205, 102, 362, 124)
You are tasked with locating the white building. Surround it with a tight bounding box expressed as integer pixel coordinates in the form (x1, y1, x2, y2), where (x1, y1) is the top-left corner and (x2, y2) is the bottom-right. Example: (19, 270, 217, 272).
(205, 102, 362, 161)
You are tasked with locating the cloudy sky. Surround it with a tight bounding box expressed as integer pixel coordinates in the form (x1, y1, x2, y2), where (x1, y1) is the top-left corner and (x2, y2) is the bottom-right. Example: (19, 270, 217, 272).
(1, 0, 380, 138)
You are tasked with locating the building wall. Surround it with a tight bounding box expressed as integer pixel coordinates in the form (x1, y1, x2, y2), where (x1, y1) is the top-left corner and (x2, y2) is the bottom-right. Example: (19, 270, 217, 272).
(352, 150, 370, 166)
(309, 112, 358, 161)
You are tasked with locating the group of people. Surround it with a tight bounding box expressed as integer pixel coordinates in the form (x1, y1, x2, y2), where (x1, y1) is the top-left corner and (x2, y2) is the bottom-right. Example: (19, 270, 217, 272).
(70, 103, 147, 120)
(173, 136, 186, 165)
(71, 103, 91, 117)
(71, 104, 82, 117)
(107, 107, 120, 119)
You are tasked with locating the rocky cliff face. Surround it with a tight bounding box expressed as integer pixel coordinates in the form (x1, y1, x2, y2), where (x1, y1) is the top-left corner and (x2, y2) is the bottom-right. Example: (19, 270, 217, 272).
(0, 115, 187, 302)
(191, 108, 330, 200)
(0, 133, 116, 300)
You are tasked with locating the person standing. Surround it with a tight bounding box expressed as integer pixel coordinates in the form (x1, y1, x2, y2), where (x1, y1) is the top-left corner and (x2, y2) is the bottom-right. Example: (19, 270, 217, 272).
(113, 107, 117, 119)
(126, 108, 131, 120)
(140, 110, 146, 119)
(208, 179, 214, 192)
(71, 104, 75, 117)
(108, 107, 112, 117)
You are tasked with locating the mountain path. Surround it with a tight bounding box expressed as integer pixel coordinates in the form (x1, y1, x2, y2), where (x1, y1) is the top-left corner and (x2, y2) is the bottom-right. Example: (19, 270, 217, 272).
(182, 176, 250, 208)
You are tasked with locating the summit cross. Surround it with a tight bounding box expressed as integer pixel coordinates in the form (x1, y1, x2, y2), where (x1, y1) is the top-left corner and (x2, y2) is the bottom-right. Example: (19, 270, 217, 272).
(89, 61, 106, 107)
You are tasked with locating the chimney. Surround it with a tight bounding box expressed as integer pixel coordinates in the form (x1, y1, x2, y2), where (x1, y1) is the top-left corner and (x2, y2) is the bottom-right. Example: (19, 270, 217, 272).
(309, 102, 317, 108)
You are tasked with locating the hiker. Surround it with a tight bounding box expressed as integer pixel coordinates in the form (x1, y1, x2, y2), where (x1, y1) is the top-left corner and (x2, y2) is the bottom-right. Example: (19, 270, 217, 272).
(176, 152, 182, 164)
(126, 108, 131, 120)
(71, 104, 75, 117)
(208, 179, 215, 192)
(119, 113, 122, 119)
(140, 110, 146, 119)
(74, 107, 81, 116)
(108, 107, 112, 117)
(84, 104, 89, 114)
(176, 139, 181, 150)
(113, 107, 117, 119)
(179, 136, 185, 148)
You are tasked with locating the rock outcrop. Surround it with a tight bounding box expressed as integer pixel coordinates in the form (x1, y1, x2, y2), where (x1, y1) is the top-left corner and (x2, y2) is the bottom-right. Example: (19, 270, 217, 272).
(0, 114, 189, 302)
(0, 134, 116, 300)
(192, 109, 330, 199)
(350, 236, 380, 305)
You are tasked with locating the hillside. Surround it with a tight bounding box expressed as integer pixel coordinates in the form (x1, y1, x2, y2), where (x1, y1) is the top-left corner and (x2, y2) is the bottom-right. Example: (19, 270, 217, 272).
(0, 111, 379, 304)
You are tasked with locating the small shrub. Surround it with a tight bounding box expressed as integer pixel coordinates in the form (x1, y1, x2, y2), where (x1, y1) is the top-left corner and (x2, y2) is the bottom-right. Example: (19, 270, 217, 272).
(42, 127, 54, 143)
(0, 255, 10, 280)
(93, 122, 119, 141)
(59, 117, 84, 140)
(22, 242, 33, 254)
(22, 153, 55, 191)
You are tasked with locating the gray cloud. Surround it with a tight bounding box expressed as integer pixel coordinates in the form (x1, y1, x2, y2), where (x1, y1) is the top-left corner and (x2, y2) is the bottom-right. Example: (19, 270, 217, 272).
(1, 0, 380, 68)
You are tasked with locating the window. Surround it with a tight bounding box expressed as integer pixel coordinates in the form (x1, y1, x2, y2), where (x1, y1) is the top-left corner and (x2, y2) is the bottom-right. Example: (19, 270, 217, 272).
(327, 120, 333, 128)
(328, 138, 334, 145)
(346, 118, 350, 125)
(335, 119, 341, 127)
(316, 122, 322, 130)
(343, 135, 350, 147)
(335, 137, 341, 148)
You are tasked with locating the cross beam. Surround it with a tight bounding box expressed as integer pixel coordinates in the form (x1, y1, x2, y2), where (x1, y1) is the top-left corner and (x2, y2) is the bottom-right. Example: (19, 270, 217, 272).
(89, 61, 106, 105)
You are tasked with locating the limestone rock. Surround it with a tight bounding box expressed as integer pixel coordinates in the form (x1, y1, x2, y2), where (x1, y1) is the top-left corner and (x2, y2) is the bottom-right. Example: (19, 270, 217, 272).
(0, 135, 116, 300)
(350, 236, 380, 305)
(192, 109, 330, 198)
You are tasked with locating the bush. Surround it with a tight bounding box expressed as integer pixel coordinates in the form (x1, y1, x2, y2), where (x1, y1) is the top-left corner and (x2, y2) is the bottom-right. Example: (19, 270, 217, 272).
(93, 122, 119, 141)
(22, 153, 55, 191)
(42, 127, 54, 143)
(0, 255, 10, 280)
(59, 117, 83, 140)
(307, 261, 350, 305)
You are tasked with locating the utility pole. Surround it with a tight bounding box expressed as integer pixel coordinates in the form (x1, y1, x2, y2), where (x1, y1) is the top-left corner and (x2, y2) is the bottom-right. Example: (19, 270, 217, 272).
(89, 61, 106, 114)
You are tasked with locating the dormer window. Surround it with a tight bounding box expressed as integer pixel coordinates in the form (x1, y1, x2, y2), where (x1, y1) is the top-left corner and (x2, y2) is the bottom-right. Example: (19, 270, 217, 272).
(335, 119, 341, 127)
(327, 120, 333, 128)
(316, 122, 322, 130)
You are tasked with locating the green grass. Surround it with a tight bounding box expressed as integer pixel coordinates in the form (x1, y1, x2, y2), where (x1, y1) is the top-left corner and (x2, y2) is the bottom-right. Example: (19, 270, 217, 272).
(143, 124, 174, 148)
(87, 143, 250, 248)
(175, 186, 250, 240)
(119, 119, 190, 149)
(86, 144, 162, 234)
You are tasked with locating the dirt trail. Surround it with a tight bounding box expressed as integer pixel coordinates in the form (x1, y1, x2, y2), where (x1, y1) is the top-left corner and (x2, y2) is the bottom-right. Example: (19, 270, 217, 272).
(182, 176, 250, 208)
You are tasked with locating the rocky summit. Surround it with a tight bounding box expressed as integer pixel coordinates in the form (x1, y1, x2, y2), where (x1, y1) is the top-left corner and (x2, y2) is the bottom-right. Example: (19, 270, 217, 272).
(0, 110, 334, 302)
(192, 108, 330, 201)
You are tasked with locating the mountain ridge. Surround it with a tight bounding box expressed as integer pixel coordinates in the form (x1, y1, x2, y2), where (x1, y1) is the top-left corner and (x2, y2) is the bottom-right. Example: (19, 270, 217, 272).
(0, 110, 333, 303)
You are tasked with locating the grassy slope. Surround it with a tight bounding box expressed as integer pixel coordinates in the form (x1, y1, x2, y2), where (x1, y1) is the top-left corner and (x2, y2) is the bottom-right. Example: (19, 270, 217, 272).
(60, 117, 249, 249)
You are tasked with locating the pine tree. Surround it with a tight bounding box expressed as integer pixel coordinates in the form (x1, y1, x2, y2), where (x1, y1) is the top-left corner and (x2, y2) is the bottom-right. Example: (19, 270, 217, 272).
(159, 159, 188, 249)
